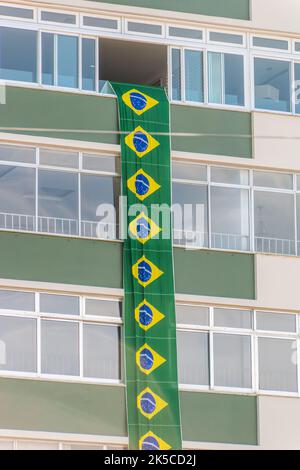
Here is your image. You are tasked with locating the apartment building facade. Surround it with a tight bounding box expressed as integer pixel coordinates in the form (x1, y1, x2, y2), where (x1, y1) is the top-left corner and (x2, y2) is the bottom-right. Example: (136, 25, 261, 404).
(0, 0, 299, 450)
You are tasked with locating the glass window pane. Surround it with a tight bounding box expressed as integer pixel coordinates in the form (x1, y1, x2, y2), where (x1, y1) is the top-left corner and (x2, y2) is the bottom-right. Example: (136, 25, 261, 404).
(40, 294, 79, 316)
(177, 331, 209, 385)
(82, 38, 96, 91)
(210, 32, 243, 45)
(0, 6, 34, 19)
(0, 290, 34, 311)
(41, 11, 76, 25)
(256, 312, 296, 332)
(295, 42, 300, 52)
(0, 316, 37, 372)
(83, 16, 118, 30)
(0, 27, 37, 82)
(57, 35, 78, 88)
(253, 37, 289, 50)
(83, 324, 120, 379)
(39, 149, 79, 169)
(253, 171, 293, 189)
(254, 191, 295, 255)
(294, 63, 300, 114)
(41, 320, 79, 376)
(297, 194, 300, 253)
(38, 170, 78, 236)
(172, 163, 207, 181)
(0, 166, 35, 232)
(81, 174, 119, 239)
(172, 49, 181, 101)
(224, 54, 244, 106)
(214, 333, 252, 388)
(172, 182, 208, 248)
(42, 33, 54, 86)
(184, 50, 203, 102)
(0, 145, 36, 164)
(254, 58, 291, 112)
(208, 52, 222, 104)
(214, 309, 253, 329)
(176, 305, 209, 326)
(169, 27, 202, 41)
(66, 444, 103, 450)
(211, 167, 249, 185)
(211, 187, 250, 251)
(127, 22, 162, 36)
(85, 299, 121, 317)
(82, 154, 119, 173)
(258, 337, 297, 392)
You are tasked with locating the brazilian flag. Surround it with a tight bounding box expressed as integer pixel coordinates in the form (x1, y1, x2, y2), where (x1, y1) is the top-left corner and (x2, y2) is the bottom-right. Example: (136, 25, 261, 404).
(111, 83, 182, 450)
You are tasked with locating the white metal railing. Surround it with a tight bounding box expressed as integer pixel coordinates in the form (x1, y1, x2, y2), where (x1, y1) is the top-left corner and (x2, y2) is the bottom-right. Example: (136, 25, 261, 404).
(255, 236, 296, 256)
(0, 212, 297, 256)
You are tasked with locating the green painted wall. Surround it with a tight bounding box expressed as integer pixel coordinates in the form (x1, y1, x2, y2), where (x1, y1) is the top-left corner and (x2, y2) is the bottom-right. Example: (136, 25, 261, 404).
(0, 232, 122, 289)
(0, 87, 252, 158)
(0, 232, 255, 299)
(174, 248, 255, 300)
(0, 378, 257, 445)
(171, 105, 252, 158)
(88, 0, 250, 20)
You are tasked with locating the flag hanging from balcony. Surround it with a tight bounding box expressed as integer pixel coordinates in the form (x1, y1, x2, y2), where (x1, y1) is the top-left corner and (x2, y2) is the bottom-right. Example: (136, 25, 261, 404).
(111, 83, 182, 450)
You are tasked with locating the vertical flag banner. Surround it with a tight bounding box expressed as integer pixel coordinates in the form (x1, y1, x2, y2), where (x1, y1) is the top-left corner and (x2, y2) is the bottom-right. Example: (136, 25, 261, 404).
(111, 83, 182, 450)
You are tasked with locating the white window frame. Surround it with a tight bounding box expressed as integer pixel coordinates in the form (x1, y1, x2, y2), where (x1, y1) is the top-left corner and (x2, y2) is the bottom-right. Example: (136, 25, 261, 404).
(0, 3, 37, 23)
(208, 29, 246, 48)
(124, 18, 165, 39)
(38, 9, 79, 28)
(80, 13, 121, 34)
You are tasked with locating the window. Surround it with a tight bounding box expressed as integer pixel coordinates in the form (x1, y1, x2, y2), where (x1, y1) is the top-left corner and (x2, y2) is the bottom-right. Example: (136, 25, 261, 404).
(172, 181, 208, 248)
(214, 308, 252, 329)
(42, 33, 55, 86)
(210, 186, 250, 251)
(184, 50, 204, 102)
(213, 333, 252, 388)
(0, 27, 37, 82)
(81, 174, 119, 239)
(82, 38, 96, 91)
(83, 324, 120, 379)
(171, 49, 181, 101)
(256, 312, 296, 333)
(57, 35, 78, 88)
(254, 190, 295, 255)
(178, 305, 300, 394)
(41, 320, 79, 376)
(41, 11, 76, 25)
(0, 5, 34, 19)
(254, 58, 291, 112)
(127, 21, 162, 36)
(294, 63, 300, 114)
(177, 331, 209, 386)
(85, 299, 121, 318)
(169, 27, 202, 41)
(0, 166, 35, 232)
(38, 170, 79, 236)
(0, 145, 35, 164)
(254, 171, 293, 190)
(258, 337, 297, 392)
(208, 52, 244, 106)
(39, 149, 79, 169)
(0, 316, 37, 372)
(209, 31, 244, 45)
(0, 290, 35, 311)
(82, 16, 119, 30)
(253, 37, 289, 51)
(40, 294, 80, 316)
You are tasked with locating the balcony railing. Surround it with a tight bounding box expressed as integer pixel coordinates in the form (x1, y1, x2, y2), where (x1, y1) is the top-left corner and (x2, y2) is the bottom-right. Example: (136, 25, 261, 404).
(0, 212, 297, 256)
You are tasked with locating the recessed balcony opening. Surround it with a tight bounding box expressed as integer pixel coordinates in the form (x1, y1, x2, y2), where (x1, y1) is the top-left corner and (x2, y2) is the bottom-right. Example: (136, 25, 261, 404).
(99, 38, 168, 91)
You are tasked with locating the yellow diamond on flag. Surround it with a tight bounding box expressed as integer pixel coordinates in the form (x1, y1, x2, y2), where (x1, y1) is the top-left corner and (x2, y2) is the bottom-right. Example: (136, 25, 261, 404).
(127, 169, 160, 201)
(136, 343, 166, 376)
(139, 431, 171, 450)
(135, 299, 165, 331)
(122, 89, 159, 116)
(132, 255, 163, 287)
(125, 126, 160, 158)
(137, 387, 168, 420)
(129, 212, 161, 245)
